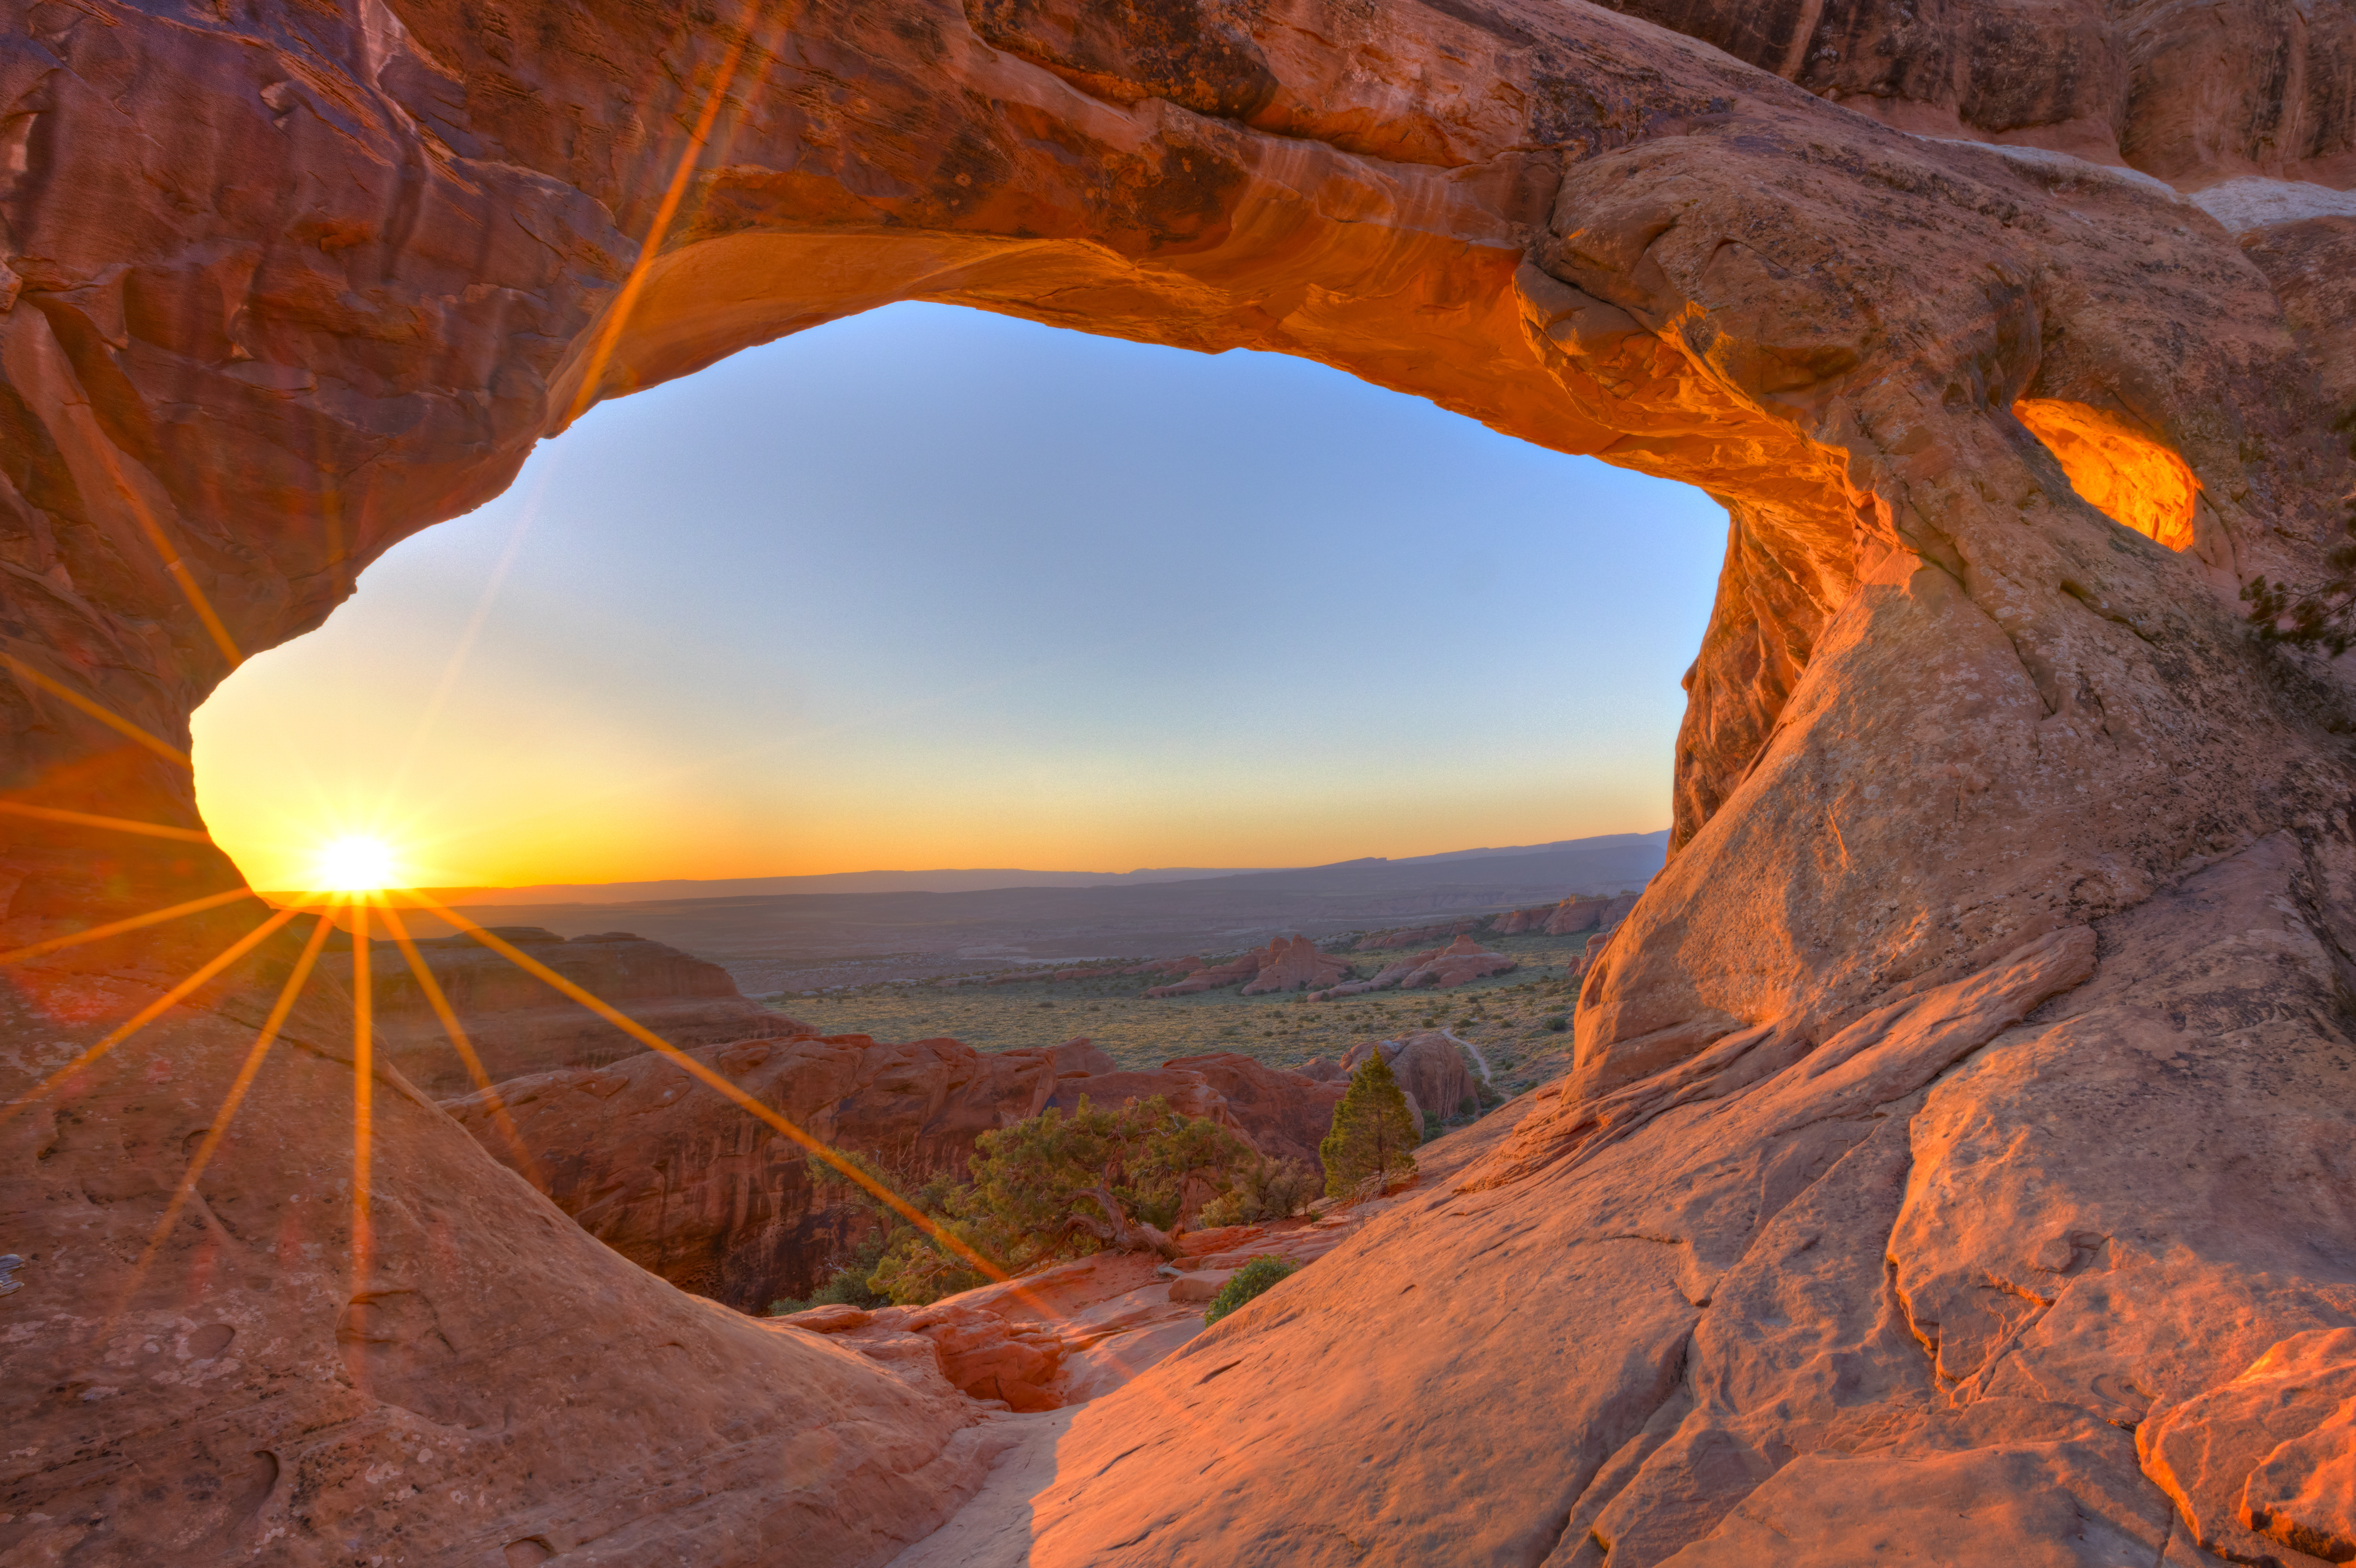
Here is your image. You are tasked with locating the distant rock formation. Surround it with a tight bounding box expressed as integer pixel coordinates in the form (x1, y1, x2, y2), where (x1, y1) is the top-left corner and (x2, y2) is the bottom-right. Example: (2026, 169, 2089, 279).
(1545, 892, 1639, 936)
(1354, 891, 1638, 949)
(1241, 935, 1352, 995)
(1310, 935, 1516, 999)
(1355, 920, 1484, 951)
(1142, 936, 1348, 997)
(328, 926, 801, 1096)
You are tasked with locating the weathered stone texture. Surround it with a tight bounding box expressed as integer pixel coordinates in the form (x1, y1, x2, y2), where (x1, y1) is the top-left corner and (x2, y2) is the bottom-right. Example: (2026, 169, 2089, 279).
(8, 0, 2356, 1561)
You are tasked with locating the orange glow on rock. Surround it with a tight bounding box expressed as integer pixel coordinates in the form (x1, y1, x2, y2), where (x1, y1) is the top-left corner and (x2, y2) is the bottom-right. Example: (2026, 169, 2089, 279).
(2013, 397, 2200, 551)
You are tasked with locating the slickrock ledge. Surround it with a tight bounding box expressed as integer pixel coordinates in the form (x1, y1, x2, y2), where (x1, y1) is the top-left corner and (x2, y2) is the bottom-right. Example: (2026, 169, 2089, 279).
(6, 0, 2356, 1562)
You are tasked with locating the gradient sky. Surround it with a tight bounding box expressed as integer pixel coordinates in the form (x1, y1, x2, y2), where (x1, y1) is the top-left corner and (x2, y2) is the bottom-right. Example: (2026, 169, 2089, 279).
(191, 303, 1729, 893)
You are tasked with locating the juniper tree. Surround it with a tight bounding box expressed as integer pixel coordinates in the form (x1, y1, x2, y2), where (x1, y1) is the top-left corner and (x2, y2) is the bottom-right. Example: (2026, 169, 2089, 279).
(1319, 1049, 1421, 1200)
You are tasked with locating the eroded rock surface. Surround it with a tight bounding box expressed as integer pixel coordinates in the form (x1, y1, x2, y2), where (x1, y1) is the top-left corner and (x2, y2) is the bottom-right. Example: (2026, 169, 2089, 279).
(8, 0, 2356, 1560)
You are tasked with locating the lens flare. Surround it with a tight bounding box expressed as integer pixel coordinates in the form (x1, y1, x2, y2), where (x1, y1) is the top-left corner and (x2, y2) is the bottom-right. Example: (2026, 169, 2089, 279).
(313, 835, 401, 892)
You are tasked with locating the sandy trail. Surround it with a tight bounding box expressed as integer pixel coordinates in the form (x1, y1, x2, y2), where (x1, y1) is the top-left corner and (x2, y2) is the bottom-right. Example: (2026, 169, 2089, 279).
(1443, 1028, 1492, 1084)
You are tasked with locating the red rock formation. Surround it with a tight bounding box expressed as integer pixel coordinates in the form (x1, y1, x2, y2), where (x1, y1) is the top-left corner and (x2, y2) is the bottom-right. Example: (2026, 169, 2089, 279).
(1158, 1053, 1346, 1170)
(2142, 1328, 2356, 1564)
(1343, 1031, 1480, 1123)
(1544, 891, 1640, 935)
(338, 926, 801, 1096)
(1486, 902, 1559, 935)
(446, 1034, 1348, 1306)
(1356, 920, 1482, 951)
(445, 1032, 1063, 1308)
(1137, 936, 1344, 996)
(12, 0, 2356, 1558)
(1139, 950, 1262, 997)
(1238, 935, 1350, 994)
(1313, 933, 1515, 997)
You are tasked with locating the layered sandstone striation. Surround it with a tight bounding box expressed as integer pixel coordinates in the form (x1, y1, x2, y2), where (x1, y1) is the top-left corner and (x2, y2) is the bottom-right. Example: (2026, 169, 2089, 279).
(8, 0, 2356, 1561)
(336, 926, 801, 1095)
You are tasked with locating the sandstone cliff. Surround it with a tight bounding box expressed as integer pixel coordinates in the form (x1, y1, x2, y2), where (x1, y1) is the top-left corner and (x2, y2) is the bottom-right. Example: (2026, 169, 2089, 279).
(8, 0, 2356, 1560)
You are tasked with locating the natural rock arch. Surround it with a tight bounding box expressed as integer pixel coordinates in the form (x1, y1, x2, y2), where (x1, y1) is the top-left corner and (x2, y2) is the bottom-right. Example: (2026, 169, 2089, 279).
(5, 0, 2356, 1562)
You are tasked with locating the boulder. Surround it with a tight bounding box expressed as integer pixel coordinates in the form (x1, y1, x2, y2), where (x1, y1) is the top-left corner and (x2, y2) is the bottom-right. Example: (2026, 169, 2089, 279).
(327, 927, 803, 1095)
(2141, 1328, 2356, 1564)
(1344, 1032, 1480, 1125)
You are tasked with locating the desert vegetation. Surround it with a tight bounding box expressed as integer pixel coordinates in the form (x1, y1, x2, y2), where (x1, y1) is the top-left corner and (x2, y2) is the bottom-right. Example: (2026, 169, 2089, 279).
(774, 1094, 1261, 1310)
(1319, 1051, 1422, 1198)
(765, 927, 1596, 1091)
(1203, 1256, 1301, 1325)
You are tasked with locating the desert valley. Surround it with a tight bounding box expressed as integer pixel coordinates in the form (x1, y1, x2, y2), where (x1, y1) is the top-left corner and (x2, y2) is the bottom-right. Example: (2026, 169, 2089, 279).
(9, 0, 2356, 1564)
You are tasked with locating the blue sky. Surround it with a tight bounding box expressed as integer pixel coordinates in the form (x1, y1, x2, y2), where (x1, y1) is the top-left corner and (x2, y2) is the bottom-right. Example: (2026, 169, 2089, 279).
(193, 302, 1727, 890)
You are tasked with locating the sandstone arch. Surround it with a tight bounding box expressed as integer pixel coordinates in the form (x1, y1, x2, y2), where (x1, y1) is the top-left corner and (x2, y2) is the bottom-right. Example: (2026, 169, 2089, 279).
(5, 0, 2356, 1563)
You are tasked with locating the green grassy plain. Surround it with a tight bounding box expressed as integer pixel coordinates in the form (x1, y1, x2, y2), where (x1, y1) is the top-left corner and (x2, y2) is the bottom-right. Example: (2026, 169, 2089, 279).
(762, 928, 1600, 1096)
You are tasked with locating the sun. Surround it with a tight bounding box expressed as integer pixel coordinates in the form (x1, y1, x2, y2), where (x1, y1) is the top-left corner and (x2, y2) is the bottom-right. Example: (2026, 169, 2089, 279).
(311, 834, 403, 893)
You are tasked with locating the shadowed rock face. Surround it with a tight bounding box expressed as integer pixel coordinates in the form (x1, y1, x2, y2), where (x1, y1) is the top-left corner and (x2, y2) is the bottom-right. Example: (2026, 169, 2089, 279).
(6, 0, 2356, 1561)
(335, 927, 800, 1095)
(445, 1035, 1347, 1309)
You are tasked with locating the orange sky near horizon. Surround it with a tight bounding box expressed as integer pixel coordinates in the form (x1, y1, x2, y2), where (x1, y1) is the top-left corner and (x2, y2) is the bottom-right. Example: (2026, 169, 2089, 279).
(190, 306, 1720, 895)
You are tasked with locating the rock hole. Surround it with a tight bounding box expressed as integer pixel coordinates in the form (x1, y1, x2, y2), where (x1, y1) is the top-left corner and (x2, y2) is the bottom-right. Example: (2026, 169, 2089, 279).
(504, 1539, 556, 1567)
(187, 1322, 236, 1359)
(2013, 398, 2198, 550)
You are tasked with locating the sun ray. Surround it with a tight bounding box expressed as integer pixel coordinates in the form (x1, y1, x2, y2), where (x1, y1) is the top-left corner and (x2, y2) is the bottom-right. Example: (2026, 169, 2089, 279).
(0, 886, 256, 966)
(559, 12, 761, 431)
(118, 910, 338, 1311)
(373, 893, 545, 1185)
(0, 651, 194, 769)
(0, 902, 305, 1131)
(0, 800, 213, 843)
(350, 895, 373, 1290)
(395, 887, 1025, 1291)
(392, 894, 1258, 1467)
(86, 437, 244, 669)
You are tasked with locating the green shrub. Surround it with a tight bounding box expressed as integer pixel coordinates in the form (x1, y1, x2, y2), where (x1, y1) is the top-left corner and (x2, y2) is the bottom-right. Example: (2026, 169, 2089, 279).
(1319, 1051, 1420, 1200)
(1456, 1093, 1477, 1118)
(1196, 1156, 1319, 1227)
(1422, 1110, 1442, 1141)
(868, 1096, 1255, 1303)
(1544, 1013, 1569, 1033)
(1203, 1255, 1298, 1324)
